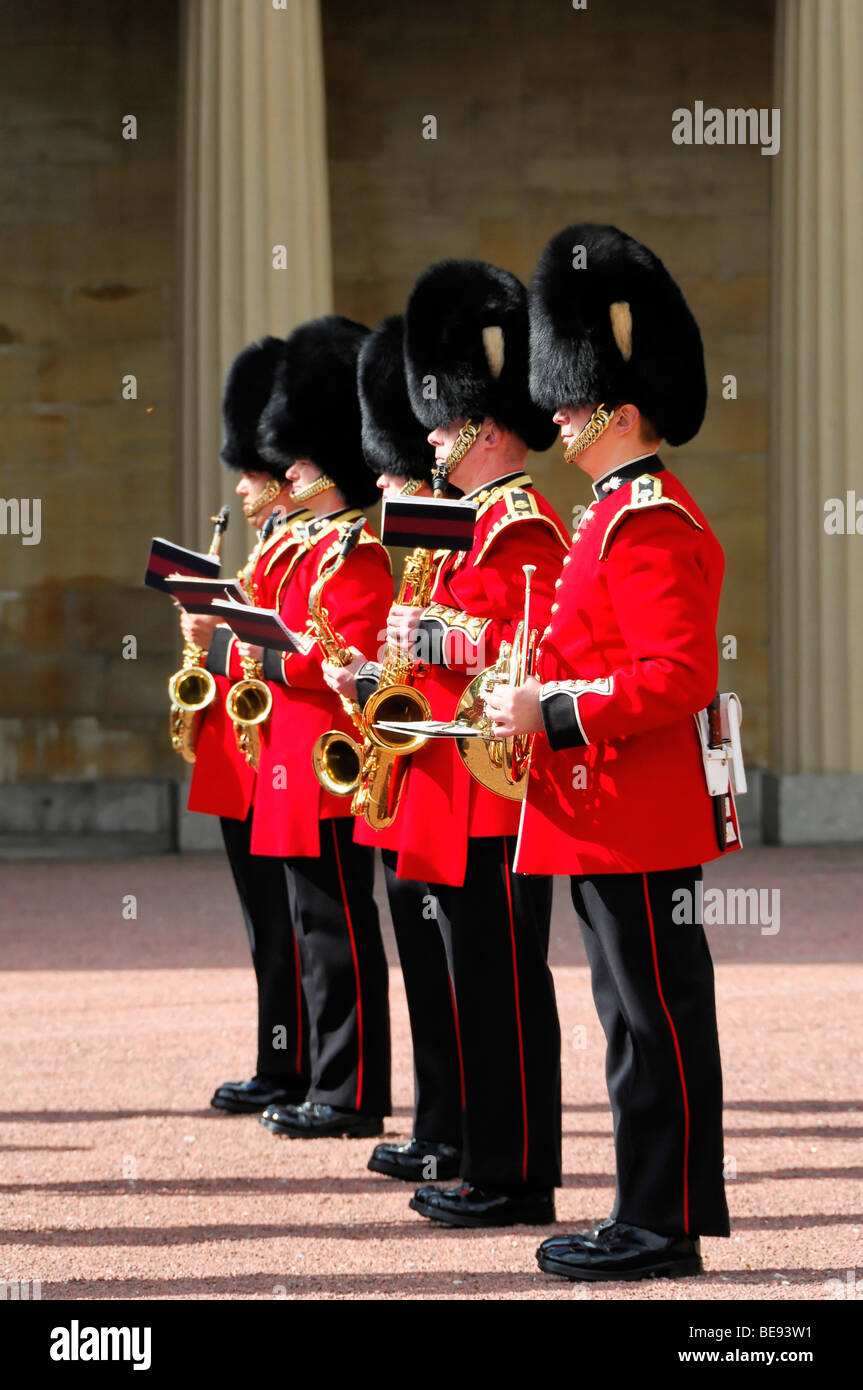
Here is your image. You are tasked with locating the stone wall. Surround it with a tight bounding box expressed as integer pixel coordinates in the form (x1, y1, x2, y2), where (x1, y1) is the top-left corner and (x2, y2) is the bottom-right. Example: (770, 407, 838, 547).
(322, 0, 775, 766)
(0, 0, 180, 788)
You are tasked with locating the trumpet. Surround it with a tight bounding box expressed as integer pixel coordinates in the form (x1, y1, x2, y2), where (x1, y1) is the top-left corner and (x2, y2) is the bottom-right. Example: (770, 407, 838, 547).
(453, 564, 537, 801)
(309, 519, 368, 798)
(168, 506, 230, 763)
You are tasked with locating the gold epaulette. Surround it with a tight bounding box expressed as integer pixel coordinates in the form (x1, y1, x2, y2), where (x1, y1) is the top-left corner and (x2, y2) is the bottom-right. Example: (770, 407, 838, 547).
(315, 524, 392, 578)
(473, 480, 571, 564)
(598, 474, 703, 561)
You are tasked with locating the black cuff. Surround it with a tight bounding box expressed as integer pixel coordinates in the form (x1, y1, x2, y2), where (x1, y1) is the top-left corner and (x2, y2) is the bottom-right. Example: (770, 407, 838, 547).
(261, 647, 287, 685)
(417, 616, 448, 666)
(205, 627, 231, 677)
(356, 662, 381, 710)
(540, 690, 589, 752)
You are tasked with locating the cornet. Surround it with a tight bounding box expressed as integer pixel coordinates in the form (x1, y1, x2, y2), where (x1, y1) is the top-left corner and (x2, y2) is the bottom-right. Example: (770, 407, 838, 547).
(453, 564, 537, 801)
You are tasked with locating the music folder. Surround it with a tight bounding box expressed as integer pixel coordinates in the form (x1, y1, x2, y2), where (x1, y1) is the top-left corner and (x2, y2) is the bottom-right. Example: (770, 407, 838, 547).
(161, 576, 249, 615)
(144, 537, 221, 593)
(381, 496, 477, 551)
(211, 598, 312, 655)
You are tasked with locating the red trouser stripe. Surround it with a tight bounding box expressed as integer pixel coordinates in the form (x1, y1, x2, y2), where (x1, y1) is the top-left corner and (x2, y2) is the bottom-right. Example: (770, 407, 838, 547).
(642, 872, 691, 1235)
(503, 840, 529, 1184)
(447, 970, 467, 1111)
(292, 928, 303, 1075)
(331, 821, 364, 1112)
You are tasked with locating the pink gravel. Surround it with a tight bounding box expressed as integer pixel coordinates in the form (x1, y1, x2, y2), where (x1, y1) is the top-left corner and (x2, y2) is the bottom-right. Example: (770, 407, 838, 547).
(0, 843, 860, 1300)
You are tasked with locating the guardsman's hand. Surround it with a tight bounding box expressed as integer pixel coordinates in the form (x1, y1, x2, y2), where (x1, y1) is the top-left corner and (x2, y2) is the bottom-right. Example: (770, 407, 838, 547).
(236, 641, 264, 665)
(323, 648, 364, 700)
(484, 675, 544, 736)
(179, 611, 220, 650)
(387, 603, 423, 654)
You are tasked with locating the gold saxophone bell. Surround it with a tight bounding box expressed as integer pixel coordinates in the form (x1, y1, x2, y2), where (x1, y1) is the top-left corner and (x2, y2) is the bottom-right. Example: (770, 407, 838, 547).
(311, 729, 364, 797)
(169, 645, 218, 764)
(226, 661, 273, 770)
(168, 505, 230, 763)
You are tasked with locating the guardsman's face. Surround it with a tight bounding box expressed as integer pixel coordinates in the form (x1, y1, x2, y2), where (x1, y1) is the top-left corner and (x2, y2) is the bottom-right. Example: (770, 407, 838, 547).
(427, 419, 464, 466)
(374, 471, 407, 499)
(286, 458, 321, 496)
(552, 405, 592, 454)
(236, 470, 277, 526)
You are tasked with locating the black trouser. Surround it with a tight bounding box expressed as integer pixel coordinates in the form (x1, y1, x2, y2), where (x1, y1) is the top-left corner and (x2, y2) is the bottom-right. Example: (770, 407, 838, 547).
(285, 818, 391, 1116)
(382, 851, 463, 1148)
(571, 866, 729, 1238)
(430, 836, 561, 1191)
(219, 812, 308, 1091)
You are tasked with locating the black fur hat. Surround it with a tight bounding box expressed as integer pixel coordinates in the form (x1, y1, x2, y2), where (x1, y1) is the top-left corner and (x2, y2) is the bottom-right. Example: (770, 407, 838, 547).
(404, 260, 558, 453)
(529, 223, 707, 446)
(257, 315, 380, 508)
(220, 336, 287, 479)
(358, 315, 435, 482)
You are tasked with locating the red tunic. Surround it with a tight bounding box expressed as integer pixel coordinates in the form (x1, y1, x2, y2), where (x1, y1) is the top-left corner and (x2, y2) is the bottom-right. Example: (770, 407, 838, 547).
(185, 521, 308, 821)
(355, 473, 570, 886)
(250, 512, 394, 859)
(515, 468, 731, 876)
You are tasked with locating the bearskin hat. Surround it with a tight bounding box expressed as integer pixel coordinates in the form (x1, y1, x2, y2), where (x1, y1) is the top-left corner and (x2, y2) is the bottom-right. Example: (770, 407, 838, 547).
(220, 336, 288, 478)
(529, 223, 707, 446)
(257, 315, 380, 508)
(403, 260, 558, 453)
(358, 315, 435, 483)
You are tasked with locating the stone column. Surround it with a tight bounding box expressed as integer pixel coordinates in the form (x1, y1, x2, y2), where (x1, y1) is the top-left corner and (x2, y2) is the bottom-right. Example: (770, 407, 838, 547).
(178, 0, 333, 574)
(767, 0, 863, 840)
(177, 0, 332, 846)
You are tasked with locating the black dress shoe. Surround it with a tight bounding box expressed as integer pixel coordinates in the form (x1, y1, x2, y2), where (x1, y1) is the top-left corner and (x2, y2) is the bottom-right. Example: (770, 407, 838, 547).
(536, 1221, 703, 1282)
(368, 1138, 461, 1182)
(260, 1100, 383, 1139)
(410, 1182, 555, 1228)
(210, 1077, 305, 1114)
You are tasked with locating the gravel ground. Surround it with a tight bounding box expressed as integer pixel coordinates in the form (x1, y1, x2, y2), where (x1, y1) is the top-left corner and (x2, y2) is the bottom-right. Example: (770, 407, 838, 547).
(0, 843, 860, 1301)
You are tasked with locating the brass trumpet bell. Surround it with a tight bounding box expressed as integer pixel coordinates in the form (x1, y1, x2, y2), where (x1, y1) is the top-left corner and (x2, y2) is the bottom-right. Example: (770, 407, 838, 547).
(453, 652, 526, 803)
(311, 730, 363, 797)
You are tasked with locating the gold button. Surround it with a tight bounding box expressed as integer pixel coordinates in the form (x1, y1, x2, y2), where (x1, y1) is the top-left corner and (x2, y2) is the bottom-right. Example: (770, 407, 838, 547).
(551, 603, 559, 613)
(554, 578, 562, 589)
(543, 625, 552, 636)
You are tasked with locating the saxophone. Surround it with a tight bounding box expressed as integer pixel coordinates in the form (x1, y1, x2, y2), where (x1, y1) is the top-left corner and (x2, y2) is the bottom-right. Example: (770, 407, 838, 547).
(168, 506, 230, 763)
(309, 518, 368, 797)
(351, 546, 436, 829)
(350, 420, 484, 828)
(224, 514, 284, 771)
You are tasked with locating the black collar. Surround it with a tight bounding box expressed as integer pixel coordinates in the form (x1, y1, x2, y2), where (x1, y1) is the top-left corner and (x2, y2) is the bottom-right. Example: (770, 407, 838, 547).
(463, 470, 528, 502)
(592, 455, 664, 501)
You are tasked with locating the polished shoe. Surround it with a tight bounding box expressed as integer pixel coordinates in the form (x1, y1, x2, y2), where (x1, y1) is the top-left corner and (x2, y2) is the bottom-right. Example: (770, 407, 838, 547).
(368, 1138, 461, 1182)
(536, 1221, 703, 1281)
(210, 1077, 305, 1114)
(410, 1182, 555, 1228)
(260, 1100, 383, 1139)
